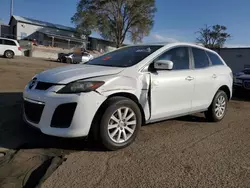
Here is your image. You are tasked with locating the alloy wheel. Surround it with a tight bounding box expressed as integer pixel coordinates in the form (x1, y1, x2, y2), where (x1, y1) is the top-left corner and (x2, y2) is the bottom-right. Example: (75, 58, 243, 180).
(215, 95, 226, 118)
(107, 107, 137, 144)
(6, 51, 13, 58)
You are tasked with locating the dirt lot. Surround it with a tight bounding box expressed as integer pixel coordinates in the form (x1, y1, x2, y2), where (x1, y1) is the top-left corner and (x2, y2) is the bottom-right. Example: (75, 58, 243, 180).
(0, 57, 250, 188)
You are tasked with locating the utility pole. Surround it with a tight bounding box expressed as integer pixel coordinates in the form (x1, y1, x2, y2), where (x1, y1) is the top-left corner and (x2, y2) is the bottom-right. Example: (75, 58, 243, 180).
(10, 0, 13, 18)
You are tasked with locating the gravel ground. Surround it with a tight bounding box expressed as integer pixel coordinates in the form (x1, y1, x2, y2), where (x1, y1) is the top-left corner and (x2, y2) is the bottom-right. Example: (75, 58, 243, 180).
(0, 57, 250, 188)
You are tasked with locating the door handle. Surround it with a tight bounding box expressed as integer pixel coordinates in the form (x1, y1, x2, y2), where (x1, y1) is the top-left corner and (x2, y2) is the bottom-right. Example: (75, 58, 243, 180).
(185, 76, 194, 81)
(212, 74, 217, 78)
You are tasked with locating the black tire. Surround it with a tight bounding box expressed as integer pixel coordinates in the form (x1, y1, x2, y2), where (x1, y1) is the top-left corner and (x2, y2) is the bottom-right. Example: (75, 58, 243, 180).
(99, 97, 142, 150)
(205, 90, 228, 122)
(4, 50, 14, 58)
(66, 58, 71, 64)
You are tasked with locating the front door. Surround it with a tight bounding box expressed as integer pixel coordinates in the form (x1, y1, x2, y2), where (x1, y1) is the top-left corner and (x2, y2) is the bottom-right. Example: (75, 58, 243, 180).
(150, 47, 195, 120)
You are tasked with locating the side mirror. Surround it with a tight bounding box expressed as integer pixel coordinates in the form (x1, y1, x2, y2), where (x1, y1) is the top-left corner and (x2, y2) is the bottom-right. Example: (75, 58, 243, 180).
(154, 60, 173, 70)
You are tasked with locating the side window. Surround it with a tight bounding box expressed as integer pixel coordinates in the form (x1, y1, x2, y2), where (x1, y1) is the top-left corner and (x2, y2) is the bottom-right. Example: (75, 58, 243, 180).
(0, 39, 3, 45)
(157, 47, 190, 70)
(207, 52, 224, 66)
(3, 39, 16, 46)
(192, 48, 210, 69)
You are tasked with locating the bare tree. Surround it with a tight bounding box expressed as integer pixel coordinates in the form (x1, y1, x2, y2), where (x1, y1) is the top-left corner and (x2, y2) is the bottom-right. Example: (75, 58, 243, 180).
(196, 25, 231, 48)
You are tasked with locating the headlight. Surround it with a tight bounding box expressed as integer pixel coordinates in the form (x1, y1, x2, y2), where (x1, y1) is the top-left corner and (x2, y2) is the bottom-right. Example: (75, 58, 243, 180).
(57, 81, 104, 94)
(235, 78, 243, 84)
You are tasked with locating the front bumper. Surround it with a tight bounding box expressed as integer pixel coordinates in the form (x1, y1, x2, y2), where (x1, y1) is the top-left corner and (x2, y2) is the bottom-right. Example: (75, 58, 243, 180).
(23, 86, 106, 138)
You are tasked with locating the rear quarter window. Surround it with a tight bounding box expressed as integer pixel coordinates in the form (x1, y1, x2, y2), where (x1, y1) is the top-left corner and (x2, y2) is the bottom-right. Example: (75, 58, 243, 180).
(207, 52, 224, 66)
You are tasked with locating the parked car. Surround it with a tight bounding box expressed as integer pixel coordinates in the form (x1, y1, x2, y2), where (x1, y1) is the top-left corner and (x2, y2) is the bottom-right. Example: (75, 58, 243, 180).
(57, 52, 73, 63)
(23, 43, 233, 150)
(0, 37, 22, 58)
(65, 52, 94, 64)
(233, 68, 250, 93)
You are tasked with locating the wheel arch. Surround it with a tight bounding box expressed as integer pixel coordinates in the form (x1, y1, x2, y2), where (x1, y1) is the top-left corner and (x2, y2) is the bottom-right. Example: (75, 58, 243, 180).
(88, 92, 146, 140)
(218, 85, 231, 100)
(107, 92, 146, 125)
(207, 85, 231, 110)
(4, 49, 15, 54)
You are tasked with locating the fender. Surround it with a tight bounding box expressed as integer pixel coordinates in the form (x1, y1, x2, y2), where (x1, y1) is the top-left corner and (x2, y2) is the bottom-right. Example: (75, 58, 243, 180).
(95, 74, 151, 121)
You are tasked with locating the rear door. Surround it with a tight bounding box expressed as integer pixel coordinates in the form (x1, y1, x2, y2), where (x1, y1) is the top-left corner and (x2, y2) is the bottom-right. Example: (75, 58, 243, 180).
(191, 47, 217, 111)
(206, 51, 232, 97)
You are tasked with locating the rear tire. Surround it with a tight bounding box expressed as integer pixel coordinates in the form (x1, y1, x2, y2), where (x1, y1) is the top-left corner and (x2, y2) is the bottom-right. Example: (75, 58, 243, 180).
(99, 97, 142, 150)
(205, 90, 228, 122)
(4, 50, 14, 58)
(66, 58, 72, 64)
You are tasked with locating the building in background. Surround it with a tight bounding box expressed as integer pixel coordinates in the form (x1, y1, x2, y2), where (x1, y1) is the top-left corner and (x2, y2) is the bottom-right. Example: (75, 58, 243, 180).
(213, 48, 250, 73)
(0, 23, 10, 38)
(88, 37, 117, 52)
(5, 15, 117, 53)
(8, 15, 87, 49)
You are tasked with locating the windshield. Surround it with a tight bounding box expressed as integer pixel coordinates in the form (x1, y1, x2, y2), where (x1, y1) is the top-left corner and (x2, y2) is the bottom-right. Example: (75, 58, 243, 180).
(86, 45, 163, 67)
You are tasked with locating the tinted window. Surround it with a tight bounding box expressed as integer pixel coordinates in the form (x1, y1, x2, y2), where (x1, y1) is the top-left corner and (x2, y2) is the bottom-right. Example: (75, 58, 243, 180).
(157, 47, 190, 70)
(87, 45, 162, 67)
(0, 39, 3, 45)
(192, 48, 210, 69)
(3, 39, 16, 46)
(207, 52, 224, 66)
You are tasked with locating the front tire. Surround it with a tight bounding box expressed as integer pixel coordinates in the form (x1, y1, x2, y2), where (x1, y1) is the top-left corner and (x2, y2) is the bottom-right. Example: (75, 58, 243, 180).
(205, 90, 228, 122)
(99, 97, 142, 150)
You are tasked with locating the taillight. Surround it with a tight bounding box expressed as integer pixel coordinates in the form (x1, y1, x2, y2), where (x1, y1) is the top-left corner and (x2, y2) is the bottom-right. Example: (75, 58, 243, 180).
(18, 47, 21, 51)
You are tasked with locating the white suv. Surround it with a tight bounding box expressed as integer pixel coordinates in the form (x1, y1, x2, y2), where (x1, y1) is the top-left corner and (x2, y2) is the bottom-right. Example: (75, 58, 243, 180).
(0, 37, 22, 58)
(23, 43, 233, 150)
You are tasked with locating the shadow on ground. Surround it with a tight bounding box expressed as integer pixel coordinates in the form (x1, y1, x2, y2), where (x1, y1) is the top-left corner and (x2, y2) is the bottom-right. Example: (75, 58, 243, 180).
(176, 114, 208, 122)
(0, 92, 103, 188)
(1, 91, 249, 151)
(0, 92, 104, 152)
(0, 91, 249, 187)
(232, 92, 250, 102)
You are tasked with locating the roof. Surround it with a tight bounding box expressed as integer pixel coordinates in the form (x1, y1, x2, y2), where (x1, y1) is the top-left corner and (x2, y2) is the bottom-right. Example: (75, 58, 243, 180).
(0, 37, 17, 42)
(39, 30, 85, 42)
(214, 47, 250, 50)
(10, 15, 76, 32)
(0, 23, 10, 26)
(88, 36, 116, 44)
(128, 42, 220, 54)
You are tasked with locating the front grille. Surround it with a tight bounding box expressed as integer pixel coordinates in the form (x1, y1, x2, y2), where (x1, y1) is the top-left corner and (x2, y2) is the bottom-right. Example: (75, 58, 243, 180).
(24, 101, 45, 124)
(244, 81, 250, 89)
(35, 82, 55, 90)
(51, 103, 77, 128)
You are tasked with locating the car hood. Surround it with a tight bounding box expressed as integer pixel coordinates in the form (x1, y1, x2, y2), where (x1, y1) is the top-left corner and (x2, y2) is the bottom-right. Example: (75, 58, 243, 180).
(36, 64, 124, 84)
